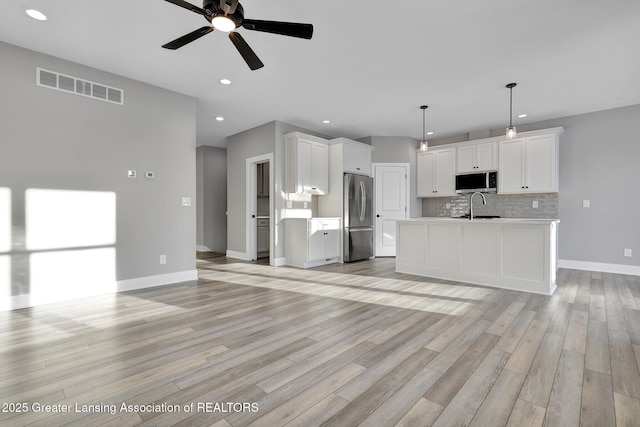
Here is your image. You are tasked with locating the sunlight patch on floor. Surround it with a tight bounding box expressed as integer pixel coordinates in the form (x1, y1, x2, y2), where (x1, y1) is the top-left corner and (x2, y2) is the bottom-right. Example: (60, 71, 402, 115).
(199, 263, 494, 316)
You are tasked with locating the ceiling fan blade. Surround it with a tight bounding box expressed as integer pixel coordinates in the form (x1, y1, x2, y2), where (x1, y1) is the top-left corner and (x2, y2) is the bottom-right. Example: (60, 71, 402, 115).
(228, 32, 264, 70)
(164, 0, 208, 16)
(242, 19, 313, 39)
(162, 26, 213, 50)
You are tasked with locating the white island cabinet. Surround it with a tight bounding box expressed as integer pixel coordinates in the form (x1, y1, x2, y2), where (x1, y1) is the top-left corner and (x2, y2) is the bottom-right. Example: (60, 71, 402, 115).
(395, 218, 559, 295)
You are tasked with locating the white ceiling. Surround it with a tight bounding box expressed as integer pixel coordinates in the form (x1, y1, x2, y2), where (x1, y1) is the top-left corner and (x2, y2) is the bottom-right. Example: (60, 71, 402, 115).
(2, 0, 640, 148)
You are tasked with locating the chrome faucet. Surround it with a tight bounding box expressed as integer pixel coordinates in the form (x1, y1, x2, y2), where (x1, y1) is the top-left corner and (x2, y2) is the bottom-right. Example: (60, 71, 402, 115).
(469, 191, 486, 220)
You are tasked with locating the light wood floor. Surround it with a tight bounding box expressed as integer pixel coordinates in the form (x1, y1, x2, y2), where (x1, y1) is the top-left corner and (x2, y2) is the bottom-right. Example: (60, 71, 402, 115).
(1, 253, 640, 426)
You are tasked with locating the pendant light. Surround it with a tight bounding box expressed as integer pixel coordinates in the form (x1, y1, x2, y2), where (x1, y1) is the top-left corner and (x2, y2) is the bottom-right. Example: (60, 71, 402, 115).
(419, 105, 429, 151)
(506, 83, 517, 139)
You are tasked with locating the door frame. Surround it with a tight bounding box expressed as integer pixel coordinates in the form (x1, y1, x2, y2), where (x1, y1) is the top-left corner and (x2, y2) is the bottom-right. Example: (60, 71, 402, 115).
(246, 153, 274, 264)
(372, 163, 410, 257)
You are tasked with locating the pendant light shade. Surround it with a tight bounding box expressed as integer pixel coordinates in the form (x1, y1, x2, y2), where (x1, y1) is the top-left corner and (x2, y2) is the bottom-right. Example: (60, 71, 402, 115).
(506, 83, 517, 139)
(419, 105, 429, 151)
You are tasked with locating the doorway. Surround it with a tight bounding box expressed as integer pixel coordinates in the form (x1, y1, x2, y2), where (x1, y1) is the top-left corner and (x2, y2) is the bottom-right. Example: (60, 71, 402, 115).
(373, 163, 409, 257)
(245, 153, 273, 264)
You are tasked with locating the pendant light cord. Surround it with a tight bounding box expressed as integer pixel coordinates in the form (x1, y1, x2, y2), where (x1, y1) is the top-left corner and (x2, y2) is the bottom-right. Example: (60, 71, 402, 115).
(420, 105, 428, 143)
(506, 83, 516, 128)
(422, 108, 426, 142)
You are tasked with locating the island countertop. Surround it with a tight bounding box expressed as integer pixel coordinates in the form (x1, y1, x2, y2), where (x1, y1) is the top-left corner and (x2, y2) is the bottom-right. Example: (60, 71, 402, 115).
(395, 217, 559, 295)
(397, 217, 559, 225)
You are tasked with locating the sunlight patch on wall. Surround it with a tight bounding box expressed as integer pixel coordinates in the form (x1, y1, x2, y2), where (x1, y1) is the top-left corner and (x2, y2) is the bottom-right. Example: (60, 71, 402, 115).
(30, 248, 116, 305)
(0, 188, 10, 252)
(26, 189, 116, 250)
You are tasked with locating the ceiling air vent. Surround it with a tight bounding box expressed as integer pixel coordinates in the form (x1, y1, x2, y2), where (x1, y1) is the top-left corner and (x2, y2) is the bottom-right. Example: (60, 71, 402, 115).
(36, 67, 124, 105)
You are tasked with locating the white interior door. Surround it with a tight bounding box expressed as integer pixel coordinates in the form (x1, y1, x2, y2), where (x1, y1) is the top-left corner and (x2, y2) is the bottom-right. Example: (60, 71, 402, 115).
(374, 164, 408, 257)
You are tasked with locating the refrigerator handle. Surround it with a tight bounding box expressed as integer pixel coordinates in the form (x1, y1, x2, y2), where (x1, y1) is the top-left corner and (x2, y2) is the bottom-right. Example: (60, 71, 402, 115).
(360, 181, 366, 222)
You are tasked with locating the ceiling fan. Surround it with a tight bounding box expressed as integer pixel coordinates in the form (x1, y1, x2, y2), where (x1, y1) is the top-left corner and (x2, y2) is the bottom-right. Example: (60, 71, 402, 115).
(161, 0, 314, 70)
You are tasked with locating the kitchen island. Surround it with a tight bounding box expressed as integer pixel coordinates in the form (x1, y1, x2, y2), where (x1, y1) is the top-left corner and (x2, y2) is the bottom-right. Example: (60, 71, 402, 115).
(395, 217, 559, 295)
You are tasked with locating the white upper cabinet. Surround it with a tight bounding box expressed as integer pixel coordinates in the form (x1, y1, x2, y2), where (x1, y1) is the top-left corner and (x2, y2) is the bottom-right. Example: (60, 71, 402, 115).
(499, 132, 560, 194)
(332, 137, 373, 176)
(344, 142, 372, 176)
(284, 132, 329, 194)
(457, 141, 497, 173)
(417, 148, 456, 197)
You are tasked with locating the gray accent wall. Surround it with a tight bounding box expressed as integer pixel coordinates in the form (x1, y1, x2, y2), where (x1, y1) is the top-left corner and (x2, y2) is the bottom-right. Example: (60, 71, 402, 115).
(0, 42, 197, 303)
(196, 146, 227, 253)
(226, 121, 330, 261)
(360, 136, 422, 218)
(426, 104, 640, 268)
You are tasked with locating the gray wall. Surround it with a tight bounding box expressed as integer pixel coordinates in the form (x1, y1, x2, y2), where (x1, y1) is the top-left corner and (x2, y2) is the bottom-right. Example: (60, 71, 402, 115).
(427, 104, 640, 267)
(0, 42, 197, 302)
(361, 136, 422, 218)
(226, 121, 330, 261)
(226, 121, 277, 256)
(196, 146, 227, 253)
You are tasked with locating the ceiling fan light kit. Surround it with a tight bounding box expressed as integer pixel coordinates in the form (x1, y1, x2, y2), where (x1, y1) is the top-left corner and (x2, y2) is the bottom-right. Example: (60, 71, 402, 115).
(506, 82, 517, 139)
(161, 0, 313, 70)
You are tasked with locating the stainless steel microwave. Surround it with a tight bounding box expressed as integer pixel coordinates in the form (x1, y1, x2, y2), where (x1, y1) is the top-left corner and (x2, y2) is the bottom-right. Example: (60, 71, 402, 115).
(455, 171, 497, 194)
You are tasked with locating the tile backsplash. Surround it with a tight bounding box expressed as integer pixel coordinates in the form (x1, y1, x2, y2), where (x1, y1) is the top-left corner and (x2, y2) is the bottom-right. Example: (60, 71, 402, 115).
(422, 193, 558, 219)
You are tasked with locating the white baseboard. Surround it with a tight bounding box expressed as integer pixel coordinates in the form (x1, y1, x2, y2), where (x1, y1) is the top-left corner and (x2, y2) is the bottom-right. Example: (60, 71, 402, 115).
(559, 259, 640, 276)
(117, 270, 198, 292)
(273, 257, 286, 267)
(1, 270, 198, 312)
(196, 245, 212, 252)
(226, 250, 249, 261)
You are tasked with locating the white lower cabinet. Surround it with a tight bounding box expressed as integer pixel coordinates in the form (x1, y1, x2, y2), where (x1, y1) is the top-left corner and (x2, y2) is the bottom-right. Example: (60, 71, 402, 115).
(285, 218, 341, 268)
(257, 218, 269, 257)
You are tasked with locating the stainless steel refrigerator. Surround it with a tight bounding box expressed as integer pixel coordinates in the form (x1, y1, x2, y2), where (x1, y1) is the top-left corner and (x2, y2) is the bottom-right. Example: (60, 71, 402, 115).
(343, 173, 374, 262)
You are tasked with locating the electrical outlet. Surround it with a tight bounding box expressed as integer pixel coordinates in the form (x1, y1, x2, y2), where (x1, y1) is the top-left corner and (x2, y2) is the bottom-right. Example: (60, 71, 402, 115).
(532, 201, 539, 209)
(583, 200, 590, 208)
(159, 254, 166, 264)
(624, 249, 632, 257)
(181, 197, 191, 207)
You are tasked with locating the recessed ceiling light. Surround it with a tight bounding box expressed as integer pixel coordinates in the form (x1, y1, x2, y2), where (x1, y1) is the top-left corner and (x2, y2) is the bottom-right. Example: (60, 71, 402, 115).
(26, 9, 47, 21)
(219, 79, 232, 85)
(322, 120, 331, 124)
(517, 113, 528, 118)
(215, 116, 224, 121)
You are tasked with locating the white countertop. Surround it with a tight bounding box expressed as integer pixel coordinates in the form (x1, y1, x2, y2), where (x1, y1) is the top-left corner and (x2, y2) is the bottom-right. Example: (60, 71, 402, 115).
(396, 217, 559, 225)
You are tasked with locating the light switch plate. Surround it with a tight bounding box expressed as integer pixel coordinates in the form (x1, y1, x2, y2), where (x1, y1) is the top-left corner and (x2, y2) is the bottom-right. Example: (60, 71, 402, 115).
(624, 248, 632, 257)
(127, 170, 136, 178)
(145, 171, 155, 179)
(159, 254, 166, 264)
(583, 200, 590, 208)
(181, 197, 191, 207)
